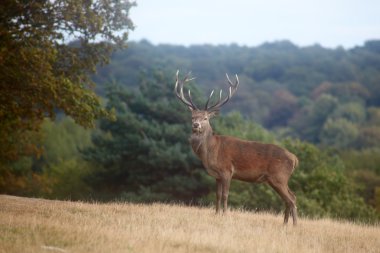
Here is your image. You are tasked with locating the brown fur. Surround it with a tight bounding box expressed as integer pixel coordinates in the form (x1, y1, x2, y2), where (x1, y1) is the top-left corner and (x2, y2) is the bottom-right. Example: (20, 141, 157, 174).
(189, 110, 298, 225)
(175, 72, 298, 225)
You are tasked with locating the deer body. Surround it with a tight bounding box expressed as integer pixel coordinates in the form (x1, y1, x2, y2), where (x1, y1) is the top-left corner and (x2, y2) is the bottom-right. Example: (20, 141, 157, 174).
(175, 71, 298, 225)
(191, 134, 297, 183)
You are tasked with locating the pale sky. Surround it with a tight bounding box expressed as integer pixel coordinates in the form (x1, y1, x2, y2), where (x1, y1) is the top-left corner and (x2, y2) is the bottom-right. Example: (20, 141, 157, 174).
(128, 0, 380, 48)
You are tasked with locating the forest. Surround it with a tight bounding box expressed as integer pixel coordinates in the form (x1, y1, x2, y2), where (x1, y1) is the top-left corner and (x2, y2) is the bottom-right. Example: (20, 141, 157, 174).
(91, 40, 380, 222)
(1, 0, 380, 223)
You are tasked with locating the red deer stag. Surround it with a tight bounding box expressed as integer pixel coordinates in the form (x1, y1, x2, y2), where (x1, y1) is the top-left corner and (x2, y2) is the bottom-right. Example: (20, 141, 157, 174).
(174, 70, 299, 225)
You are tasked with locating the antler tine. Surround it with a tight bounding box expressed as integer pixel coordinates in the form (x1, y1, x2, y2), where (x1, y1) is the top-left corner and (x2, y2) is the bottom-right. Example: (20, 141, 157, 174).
(175, 70, 192, 108)
(174, 70, 198, 110)
(187, 89, 199, 110)
(226, 73, 239, 95)
(204, 90, 215, 110)
(206, 74, 239, 112)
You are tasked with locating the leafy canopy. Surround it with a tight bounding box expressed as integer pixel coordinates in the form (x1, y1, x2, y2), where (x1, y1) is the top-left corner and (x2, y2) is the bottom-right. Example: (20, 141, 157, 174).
(0, 0, 135, 164)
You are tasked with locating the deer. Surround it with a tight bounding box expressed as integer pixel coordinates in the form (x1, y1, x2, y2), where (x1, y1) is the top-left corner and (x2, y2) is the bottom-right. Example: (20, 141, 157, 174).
(174, 70, 299, 225)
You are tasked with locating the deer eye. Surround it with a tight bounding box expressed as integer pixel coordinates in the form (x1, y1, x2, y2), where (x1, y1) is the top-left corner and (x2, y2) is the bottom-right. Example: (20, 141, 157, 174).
(204, 117, 208, 120)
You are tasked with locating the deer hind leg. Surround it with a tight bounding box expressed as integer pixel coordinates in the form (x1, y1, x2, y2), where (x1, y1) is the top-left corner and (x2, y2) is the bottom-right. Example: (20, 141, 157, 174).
(287, 186, 298, 225)
(268, 179, 297, 225)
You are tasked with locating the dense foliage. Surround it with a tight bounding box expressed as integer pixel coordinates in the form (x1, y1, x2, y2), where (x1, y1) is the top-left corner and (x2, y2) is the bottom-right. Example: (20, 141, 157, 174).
(92, 41, 380, 219)
(90, 71, 379, 221)
(0, 0, 134, 171)
(83, 72, 212, 201)
(96, 40, 380, 147)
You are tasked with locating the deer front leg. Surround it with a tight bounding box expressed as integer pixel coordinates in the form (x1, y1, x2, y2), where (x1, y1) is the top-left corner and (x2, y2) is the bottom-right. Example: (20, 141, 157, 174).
(216, 179, 222, 214)
(221, 176, 231, 214)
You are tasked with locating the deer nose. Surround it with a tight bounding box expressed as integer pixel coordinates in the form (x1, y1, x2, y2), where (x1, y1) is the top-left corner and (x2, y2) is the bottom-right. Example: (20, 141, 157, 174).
(193, 122, 200, 128)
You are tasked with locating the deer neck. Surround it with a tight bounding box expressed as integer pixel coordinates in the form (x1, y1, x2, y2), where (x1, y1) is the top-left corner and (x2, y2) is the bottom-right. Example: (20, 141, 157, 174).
(190, 126, 215, 161)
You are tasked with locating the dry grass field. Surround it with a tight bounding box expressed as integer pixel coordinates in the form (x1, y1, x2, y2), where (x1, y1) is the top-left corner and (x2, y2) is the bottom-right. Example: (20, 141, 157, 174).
(0, 195, 379, 253)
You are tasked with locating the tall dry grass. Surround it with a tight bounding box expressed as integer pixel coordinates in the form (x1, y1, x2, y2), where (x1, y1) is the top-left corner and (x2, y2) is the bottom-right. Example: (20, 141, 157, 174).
(0, 195, 379, 253)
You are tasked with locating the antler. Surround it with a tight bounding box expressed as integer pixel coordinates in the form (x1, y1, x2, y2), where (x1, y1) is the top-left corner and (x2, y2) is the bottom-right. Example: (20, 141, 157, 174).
(205, 73, 239, 112)
(174, 70, 199, 110)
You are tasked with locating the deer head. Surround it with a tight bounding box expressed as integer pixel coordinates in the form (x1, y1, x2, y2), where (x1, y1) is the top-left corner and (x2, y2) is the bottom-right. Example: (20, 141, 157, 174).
(174, 70, 239, 134)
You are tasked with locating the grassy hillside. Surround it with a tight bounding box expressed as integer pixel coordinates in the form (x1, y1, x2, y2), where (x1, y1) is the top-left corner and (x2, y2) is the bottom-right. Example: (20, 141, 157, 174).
(1, 195, 379, 253)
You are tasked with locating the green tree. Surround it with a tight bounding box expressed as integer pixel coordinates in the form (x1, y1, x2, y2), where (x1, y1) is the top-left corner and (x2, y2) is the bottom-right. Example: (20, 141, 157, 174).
(265, 89, 297, 128)
(320, 118, 359, 148)
(213, 112, 275, 143)
(0, 117, 94, 197)
(38, 118, 94, 199)
(291, 94, 339, 142)
(0, 0, 135, 168)
(283, 140, 378, 222)
(84, 71, 213, 202)
(341, 148, 380, 212)
(331, 102, 366, 124)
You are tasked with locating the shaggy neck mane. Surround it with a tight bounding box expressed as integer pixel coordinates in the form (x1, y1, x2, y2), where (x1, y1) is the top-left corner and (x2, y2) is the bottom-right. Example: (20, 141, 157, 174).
(190, 128, 214, 157)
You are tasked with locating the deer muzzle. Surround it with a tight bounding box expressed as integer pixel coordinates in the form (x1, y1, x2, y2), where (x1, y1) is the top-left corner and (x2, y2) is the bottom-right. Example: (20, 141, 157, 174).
(192, 122, 202, 133)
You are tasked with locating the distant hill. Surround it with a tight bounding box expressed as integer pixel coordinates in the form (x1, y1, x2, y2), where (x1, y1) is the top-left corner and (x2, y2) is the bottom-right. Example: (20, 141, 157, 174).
(95, 40, 380, 102)
(94, 40, 380, 147)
